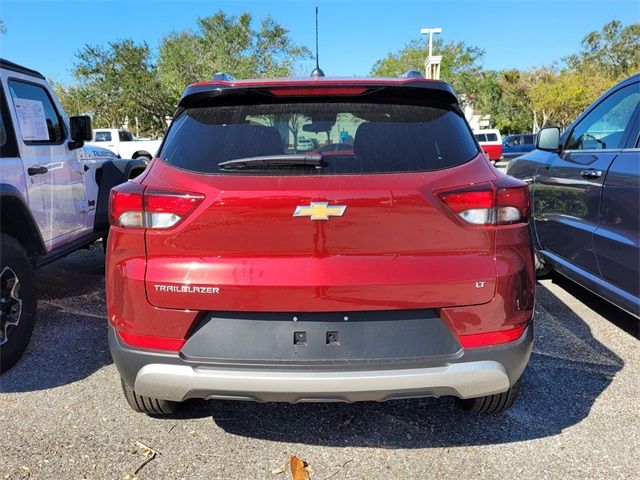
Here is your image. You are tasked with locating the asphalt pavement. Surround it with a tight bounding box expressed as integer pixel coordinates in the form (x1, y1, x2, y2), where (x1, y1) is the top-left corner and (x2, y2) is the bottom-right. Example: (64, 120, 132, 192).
(1, 246, 638, 479)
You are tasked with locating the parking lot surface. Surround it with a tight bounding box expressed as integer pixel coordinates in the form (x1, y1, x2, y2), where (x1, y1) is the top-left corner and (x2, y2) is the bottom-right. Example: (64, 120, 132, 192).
(1, 246, 638, 479)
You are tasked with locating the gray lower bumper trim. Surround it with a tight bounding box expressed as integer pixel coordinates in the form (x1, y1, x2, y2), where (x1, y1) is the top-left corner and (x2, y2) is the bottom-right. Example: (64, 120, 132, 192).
(134, 361, 510, 403)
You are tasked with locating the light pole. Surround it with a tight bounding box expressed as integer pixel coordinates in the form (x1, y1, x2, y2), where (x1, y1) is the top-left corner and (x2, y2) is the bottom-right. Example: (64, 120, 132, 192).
(420, 27, 442, 79)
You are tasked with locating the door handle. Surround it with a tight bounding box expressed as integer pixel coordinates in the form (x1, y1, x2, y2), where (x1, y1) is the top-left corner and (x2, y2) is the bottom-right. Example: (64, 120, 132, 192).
(28, 166, 48, 176)
(581, 169, 602, 178)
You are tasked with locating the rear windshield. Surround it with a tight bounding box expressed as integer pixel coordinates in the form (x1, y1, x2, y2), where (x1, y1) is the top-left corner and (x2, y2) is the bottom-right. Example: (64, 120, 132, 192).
(159, 101, 478, 175)
(475, 133, 498, 142)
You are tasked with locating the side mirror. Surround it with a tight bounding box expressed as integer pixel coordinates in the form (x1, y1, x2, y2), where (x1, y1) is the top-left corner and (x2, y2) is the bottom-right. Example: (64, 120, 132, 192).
(69, 115, 93, 150)
(536, 127, 561, 152)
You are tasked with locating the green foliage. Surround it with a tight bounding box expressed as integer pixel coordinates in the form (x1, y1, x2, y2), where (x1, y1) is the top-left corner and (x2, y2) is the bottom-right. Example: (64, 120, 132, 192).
(372, 20, 638, 134)
(370, 38, 485, 98)
(158, 11, 311, 106)
(530, 71, 614, 128)
(566, 20, 640, 80)
(0, 19, 6, 34)
(56, 10, 309, 137)
(61, 39, 170, 136)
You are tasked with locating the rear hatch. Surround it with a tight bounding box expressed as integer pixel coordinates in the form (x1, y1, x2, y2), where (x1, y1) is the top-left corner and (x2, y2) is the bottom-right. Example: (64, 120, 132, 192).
(142, 84, 499, 312)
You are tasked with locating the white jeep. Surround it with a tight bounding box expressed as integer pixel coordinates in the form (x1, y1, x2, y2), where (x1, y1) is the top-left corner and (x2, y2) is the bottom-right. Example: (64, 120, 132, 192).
(0, 59, 147, 373)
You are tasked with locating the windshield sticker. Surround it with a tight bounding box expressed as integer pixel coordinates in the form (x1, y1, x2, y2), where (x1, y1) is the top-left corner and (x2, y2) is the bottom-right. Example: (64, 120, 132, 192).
(13, 98, 49, 141)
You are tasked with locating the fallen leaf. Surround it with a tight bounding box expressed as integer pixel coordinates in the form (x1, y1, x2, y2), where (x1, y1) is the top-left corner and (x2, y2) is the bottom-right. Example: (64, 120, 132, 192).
(290, 455, 311, 480)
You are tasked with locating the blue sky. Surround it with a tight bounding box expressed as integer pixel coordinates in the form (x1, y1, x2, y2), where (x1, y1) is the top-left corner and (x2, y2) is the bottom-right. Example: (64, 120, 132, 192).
(0, 0, 638, 84)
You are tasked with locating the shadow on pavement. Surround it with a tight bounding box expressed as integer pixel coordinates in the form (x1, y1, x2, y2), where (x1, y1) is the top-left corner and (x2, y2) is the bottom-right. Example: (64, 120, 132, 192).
(1, 248, 628, 449)
(169, 281, 624, 447)
(0, 246, 112, 392)
(546, 272, 639, 338)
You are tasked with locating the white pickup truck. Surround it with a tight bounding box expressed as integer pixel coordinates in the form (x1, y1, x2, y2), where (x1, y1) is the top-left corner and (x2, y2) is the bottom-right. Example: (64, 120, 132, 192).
(87, 128, 161, 161)
(0, 59, 147, 373)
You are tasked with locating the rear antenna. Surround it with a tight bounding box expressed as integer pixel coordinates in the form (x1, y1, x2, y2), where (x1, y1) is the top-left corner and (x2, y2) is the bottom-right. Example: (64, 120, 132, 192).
(310, 6, 325, 78)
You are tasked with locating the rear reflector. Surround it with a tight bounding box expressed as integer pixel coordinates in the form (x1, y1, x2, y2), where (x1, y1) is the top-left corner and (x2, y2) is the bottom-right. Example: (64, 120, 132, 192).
(267, 87, 369, 96)
(457, 326, 526, 348)
(109, 183, 204, 229)
(117, 330, 186, 351)
(438, 180, 530, 226)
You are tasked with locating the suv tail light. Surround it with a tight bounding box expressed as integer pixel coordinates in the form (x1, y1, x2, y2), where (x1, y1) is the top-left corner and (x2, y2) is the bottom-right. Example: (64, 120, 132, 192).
(438, 179, 530, 226)
(109, 182, 204, 229)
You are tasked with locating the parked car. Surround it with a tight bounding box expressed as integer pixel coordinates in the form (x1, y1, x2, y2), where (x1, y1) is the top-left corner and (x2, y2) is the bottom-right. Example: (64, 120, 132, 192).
(502, 134, 536, 160)
(474, 129, 503, 161)
(0, 59, 147, 373)
(295, 137, 316, 151)
(507, 74, 639, 318)
(107, 74, 535, 415)
(87, 128, 161, 161)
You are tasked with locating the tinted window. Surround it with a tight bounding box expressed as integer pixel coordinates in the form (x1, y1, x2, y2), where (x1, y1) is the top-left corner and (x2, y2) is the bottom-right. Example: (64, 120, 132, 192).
(95, 131, 112, 142)
(119, 130, 133, 141)
(8, 80, 64, 144)
(0, 110, 6, 147)
(485, 133, 498, 141)
(474, 133, 486, 142)
(566, 83, 640, 150)
(160, 102, 478, 175)
(0, 87, 18, 157)
(524, 135, 535, 145)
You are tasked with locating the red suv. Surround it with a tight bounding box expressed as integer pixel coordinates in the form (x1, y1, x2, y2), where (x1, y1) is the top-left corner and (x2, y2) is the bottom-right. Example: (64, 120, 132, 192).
(107, 76, 534, 415)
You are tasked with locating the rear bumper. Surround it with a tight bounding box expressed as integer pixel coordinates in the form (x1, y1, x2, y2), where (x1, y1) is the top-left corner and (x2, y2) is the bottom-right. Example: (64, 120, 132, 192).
(109, 322, 533, 403)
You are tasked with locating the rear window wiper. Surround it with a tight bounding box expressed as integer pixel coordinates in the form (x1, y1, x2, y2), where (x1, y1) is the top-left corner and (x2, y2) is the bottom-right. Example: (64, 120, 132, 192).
(218, 154, 324, 170)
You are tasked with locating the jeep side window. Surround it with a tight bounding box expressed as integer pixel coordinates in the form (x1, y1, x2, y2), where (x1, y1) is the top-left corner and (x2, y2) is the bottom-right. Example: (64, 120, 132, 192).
(0, 86, 19, 157)
(8, 79, 65, 144)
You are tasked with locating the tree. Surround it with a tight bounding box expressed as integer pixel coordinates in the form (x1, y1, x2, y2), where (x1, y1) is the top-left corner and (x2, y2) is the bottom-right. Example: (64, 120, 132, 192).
(287, 114, 307, 150)
(70, 40, 171, 136)
(158, 11, 311, 106)
(371, 38, 485, 98)
(566, 20, 640, 80)
(0, 19, 6, 34)
(530, 71, 614, 129)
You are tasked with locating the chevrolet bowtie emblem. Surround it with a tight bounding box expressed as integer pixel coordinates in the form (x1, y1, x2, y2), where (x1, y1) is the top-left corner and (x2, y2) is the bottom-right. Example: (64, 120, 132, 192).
(293, 202, 347, 221)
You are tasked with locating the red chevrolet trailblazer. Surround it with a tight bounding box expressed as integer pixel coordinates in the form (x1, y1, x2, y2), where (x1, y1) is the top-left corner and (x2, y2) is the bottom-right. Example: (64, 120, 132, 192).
(106, 72, 534, 415)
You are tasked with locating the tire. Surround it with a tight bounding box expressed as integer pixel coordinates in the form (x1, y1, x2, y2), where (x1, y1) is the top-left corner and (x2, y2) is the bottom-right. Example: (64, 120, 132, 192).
(0, 234, 37, 374)
(457, 379, 521, 414)
(120, 377, 180, 415)
(535, 250, 552, 278)
(135, 154, 152, 163)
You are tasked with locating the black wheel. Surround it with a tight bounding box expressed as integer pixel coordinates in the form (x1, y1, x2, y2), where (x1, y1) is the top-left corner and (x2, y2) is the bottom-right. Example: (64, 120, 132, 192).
(135, 154, 152, 163)
(457, 379, 521, 413)
(120, 377, 180, 415)
(0, 234, 37, 374)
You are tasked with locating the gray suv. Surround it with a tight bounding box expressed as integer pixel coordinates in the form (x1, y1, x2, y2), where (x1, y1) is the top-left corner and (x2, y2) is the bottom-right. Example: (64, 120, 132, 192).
(507, 74, 639, 318)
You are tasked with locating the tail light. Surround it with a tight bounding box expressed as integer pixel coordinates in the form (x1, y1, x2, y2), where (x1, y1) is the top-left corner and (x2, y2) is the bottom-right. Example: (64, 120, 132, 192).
(438, 179, 530, 226)
(109, 182, 204, 229)
(267, 86, 369, 96)
(116, 329, 186, 351)
(457, 325, 526, 348)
